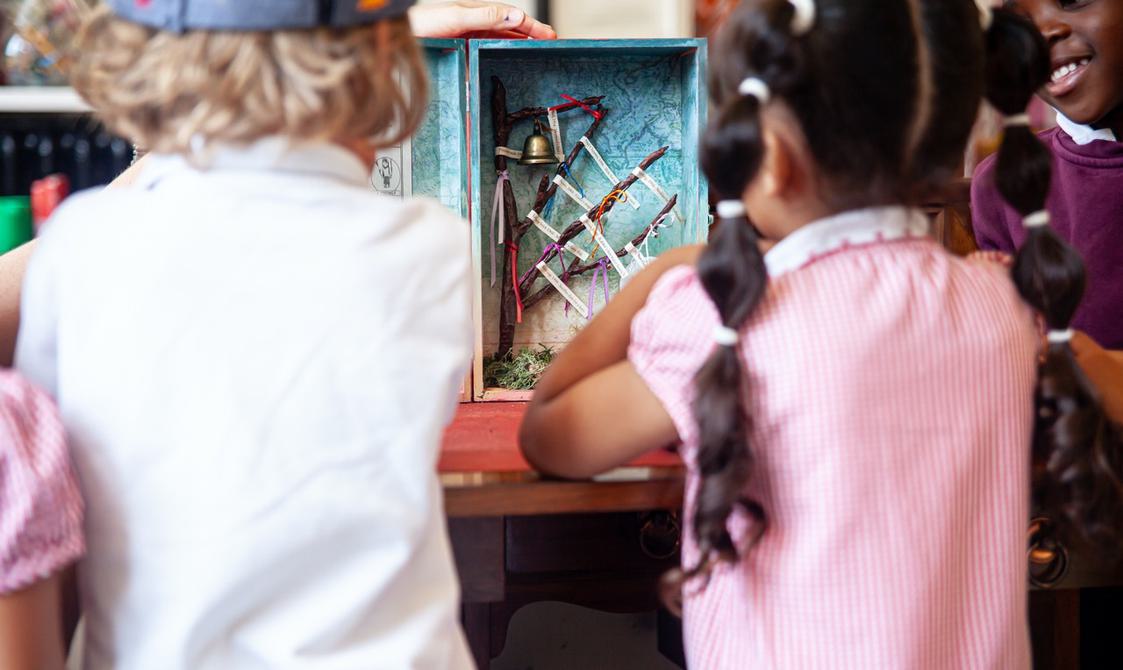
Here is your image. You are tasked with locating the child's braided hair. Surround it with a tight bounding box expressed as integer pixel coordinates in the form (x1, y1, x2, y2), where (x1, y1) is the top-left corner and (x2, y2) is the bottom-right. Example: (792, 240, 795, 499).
(669, 0, 1123, 604)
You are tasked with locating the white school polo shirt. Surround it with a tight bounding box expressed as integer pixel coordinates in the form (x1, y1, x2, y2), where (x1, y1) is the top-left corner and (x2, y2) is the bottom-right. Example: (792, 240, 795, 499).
(16, 139, 476, 669)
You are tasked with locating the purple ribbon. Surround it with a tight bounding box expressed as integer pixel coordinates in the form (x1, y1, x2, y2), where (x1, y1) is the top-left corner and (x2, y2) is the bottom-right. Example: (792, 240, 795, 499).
(587, 258, 611, 320)
(490, 170, 510, 287)
(520, 243, 567, 286)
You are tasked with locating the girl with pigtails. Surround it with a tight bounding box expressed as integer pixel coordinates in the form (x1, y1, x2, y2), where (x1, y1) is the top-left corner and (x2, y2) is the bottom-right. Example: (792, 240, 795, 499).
(521, 0, 1123, 666)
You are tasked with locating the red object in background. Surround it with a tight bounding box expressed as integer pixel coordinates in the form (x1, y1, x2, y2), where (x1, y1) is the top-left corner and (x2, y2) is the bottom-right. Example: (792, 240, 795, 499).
(697, 0, 737, 36)
(30, 174, 70, 231)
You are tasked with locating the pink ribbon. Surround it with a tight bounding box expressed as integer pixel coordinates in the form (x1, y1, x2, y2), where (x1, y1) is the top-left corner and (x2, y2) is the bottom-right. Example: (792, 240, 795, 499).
(587, 258, 611, 320)
(490, 170, 510, 287)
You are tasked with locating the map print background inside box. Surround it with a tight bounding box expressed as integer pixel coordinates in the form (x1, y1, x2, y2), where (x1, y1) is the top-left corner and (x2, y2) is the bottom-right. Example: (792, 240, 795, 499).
(472, 41, 708, 356)
(375, 40, 468, 220)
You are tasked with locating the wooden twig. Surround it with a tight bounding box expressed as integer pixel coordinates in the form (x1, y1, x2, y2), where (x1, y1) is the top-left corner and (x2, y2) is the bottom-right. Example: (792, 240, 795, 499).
(492, 76, 608, 357)
(514, 112, 607, 238)
(569, 196, 678, 275)
(517, 146, 670, 297)
(508, 96, 605, 124)
(521, 195, 678, 310)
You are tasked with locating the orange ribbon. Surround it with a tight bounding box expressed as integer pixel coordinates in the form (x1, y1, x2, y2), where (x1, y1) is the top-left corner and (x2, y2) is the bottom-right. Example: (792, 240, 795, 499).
(585, 189, 628, 257)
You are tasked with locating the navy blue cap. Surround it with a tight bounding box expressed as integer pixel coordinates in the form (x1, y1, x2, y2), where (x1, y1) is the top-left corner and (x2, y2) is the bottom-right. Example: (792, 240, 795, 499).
(106, 0, 415, 33)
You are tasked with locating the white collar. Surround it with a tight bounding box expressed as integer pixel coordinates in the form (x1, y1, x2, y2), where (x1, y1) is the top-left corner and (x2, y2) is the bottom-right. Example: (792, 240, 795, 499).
(764, 206, 930, 278)
(135, 137, 370, 190)
(1055, 112, 1118, 145)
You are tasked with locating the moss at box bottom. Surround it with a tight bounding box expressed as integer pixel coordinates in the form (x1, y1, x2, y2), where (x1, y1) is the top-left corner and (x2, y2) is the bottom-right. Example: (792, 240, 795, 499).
(484, 346, 556, 391)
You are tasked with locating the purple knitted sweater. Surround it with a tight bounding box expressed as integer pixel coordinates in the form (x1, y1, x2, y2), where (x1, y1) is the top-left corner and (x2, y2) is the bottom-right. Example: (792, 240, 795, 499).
(972, 127, 1123, 349)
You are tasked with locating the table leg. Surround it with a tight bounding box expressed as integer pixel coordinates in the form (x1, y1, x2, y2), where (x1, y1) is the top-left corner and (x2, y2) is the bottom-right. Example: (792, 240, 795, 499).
(1030, 589, 1080, 670)
(462, 603, 492, 670)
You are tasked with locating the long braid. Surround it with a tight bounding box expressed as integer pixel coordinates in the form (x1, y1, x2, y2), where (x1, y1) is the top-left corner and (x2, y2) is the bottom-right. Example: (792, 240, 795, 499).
(982, 8, 1123, 549)
(661, 0, 805, 605)
(667, 0, 925, 607)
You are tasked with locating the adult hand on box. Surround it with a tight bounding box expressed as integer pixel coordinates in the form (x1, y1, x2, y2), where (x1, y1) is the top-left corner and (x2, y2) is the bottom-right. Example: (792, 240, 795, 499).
(409, 1, 557, 40)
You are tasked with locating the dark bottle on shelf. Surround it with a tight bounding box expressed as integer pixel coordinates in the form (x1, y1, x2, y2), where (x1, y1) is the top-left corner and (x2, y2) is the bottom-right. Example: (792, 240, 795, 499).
(21, 133, 42, 192)
(58, 133, 77, 183)
(92, 132, 113, 186)
(73, 136, 93, 191)
(0, 134, 17, 196)
(109, 138, 131, 178)
(37, 135, 56, 177)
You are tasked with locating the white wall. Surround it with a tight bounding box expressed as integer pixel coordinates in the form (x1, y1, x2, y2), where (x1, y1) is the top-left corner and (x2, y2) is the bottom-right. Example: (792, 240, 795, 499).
(551, 0, 695, 39)
(416, 0, 696, 39)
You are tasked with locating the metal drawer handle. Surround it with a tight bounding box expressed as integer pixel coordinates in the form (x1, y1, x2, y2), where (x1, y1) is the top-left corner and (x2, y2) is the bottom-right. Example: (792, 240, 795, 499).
(1027, 517, 1069, 589)
(639, 512, 681, 561)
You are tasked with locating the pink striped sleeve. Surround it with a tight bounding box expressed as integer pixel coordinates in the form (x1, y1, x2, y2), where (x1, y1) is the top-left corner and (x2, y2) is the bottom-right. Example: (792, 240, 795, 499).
(628, 265, 716, 448)
(0, 371, 84, 594)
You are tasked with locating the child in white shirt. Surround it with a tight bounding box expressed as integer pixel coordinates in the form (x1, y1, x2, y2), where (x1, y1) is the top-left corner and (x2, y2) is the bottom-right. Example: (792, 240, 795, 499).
(16, 1, 476, 667)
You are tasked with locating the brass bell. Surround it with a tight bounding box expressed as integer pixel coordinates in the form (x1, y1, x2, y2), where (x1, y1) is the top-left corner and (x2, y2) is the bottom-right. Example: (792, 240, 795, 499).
(519, 118, 559, 166)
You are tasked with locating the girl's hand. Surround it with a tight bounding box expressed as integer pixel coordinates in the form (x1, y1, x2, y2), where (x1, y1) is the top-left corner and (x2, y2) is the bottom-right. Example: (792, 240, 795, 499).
(409, 1, 557, 39)
(1071, 331, 1123, 424)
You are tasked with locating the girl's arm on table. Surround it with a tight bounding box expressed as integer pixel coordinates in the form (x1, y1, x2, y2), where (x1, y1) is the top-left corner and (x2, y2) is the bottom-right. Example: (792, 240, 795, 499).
(1071, 332, 1123, 424)
(520, 246, 701, 479)
(0, 575, 69, 670)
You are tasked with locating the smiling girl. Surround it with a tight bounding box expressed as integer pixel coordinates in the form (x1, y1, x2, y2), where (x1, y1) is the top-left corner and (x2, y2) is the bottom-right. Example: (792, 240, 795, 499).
(971, 0, 1123, 349)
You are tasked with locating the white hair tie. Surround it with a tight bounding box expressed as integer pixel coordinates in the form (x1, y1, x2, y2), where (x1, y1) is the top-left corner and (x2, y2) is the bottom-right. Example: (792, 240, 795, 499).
(1004, 113, 1031, 127)
(975, 0, 994, 30)
(787, 0, 816, 35)
(1024, 210, 1051, 228)
(716, 200, 747, 219)
(1047, 329, 1074, 345)
(714, 326, 740, 347)
(738, 77, 771, 105)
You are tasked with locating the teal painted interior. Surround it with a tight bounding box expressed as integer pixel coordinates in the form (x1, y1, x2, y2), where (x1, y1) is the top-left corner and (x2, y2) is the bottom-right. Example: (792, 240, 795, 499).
(470, 39, 709, 283)
(414, 39, 469, 220)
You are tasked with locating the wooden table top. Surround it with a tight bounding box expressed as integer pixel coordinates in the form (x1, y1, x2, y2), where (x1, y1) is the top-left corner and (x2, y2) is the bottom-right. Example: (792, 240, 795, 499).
(440, 402, 684, 518)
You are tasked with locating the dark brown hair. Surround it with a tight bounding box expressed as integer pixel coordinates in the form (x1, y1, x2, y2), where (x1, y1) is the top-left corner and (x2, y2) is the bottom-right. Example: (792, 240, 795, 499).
(983, 9, 1123, 550)
(672, 0, 1123, 601)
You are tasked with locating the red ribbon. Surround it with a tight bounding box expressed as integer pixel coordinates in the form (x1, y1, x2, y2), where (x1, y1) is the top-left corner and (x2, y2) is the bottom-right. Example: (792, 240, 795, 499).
(555, 94, 604, 121)
(507, 242, 524, 324)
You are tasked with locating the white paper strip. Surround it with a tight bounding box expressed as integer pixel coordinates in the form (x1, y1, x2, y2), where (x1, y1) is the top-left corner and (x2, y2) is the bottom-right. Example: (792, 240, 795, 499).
(624, 242, 648, 267)
(527, 211, 591, 261)
(632, 167, 684, 224)
(553, 175, 596, 211)
(528, 210, 560, 242)
(547, 109, 566, 163)
(537, 261, 588, 314)
(564, 241, 591, 262)
(581, 215, 630, 278)
(579, 137, 641, 210)
(496, 146, 523, 160)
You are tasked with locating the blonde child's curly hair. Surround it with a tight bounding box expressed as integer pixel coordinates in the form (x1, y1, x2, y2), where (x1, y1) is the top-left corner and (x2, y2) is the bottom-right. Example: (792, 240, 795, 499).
(71, 6, 428, 155)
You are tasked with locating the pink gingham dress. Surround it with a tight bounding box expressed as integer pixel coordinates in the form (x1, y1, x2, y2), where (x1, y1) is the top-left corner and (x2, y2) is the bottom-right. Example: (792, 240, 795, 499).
(0, 370, 83, 594)
(629, 207, 1038, 669)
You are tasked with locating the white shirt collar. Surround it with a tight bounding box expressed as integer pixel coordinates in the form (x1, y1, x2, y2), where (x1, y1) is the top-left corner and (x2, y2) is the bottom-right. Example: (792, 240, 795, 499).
(135, 137, 370, 190)
(764, 206, 930, 278)
(1055, 112, 1118, 145)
